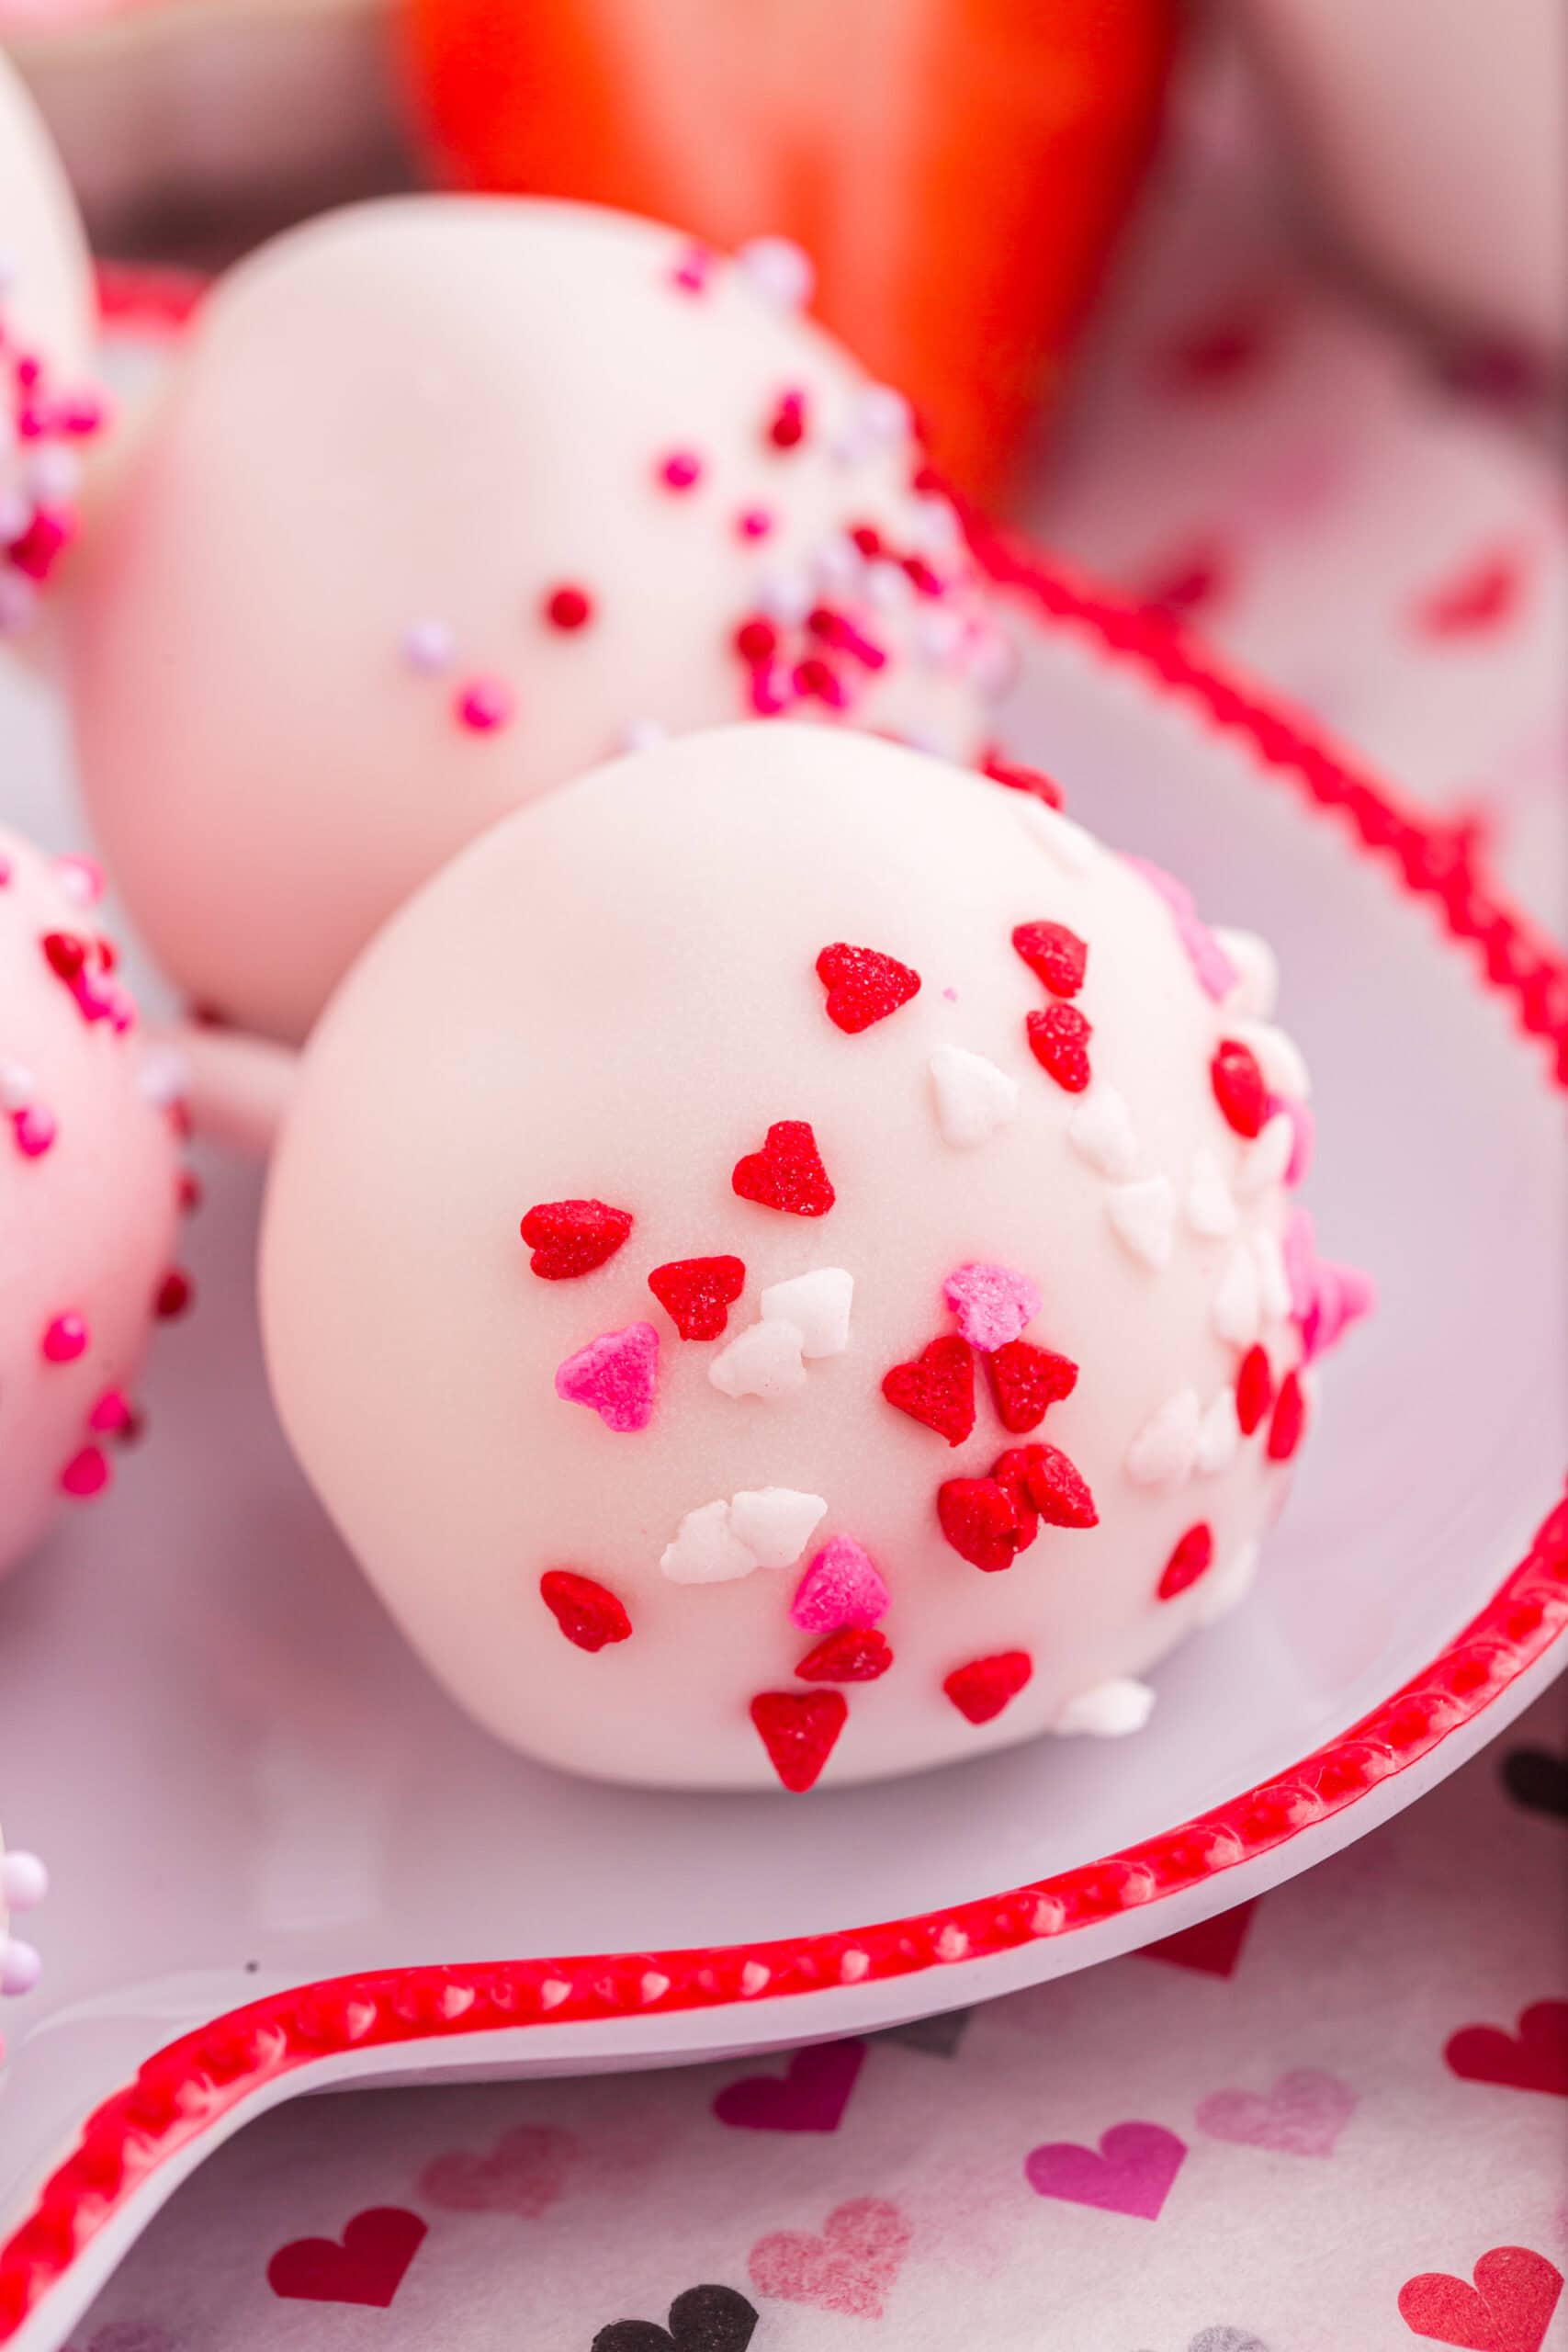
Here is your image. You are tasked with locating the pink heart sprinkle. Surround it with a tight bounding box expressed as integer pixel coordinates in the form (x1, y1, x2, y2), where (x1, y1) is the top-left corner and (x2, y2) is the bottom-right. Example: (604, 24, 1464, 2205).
(942, 1261, 1041, 1352)
(554, 1323, 660, 1432)
(1123, 855, 1238, 1002)
(791, 1536, 890, 1633)
(1272, 1092, 1314, 1186)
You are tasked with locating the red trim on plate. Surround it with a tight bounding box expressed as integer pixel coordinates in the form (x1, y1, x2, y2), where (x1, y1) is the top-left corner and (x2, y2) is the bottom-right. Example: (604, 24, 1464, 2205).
(2, 539, 1564, 2339)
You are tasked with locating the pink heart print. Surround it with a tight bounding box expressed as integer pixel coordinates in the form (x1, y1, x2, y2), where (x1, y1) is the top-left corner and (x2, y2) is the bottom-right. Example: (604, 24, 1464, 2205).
(418, 2122, 578, 2214)
(749, 2197, 912, 2318)
(1195, 2068, 1357, 2156)
(1024, 2120, 1187, 2219)
(714, 2039, 866, 2132)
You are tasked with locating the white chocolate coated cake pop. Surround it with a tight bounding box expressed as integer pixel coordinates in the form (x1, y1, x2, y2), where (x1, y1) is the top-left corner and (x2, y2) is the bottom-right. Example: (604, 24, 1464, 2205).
(0, 823, 187, 1577)
(261, 729, 1370, 1792)
(62, 198, 1006, 1045)
(0, 54, 104, 637)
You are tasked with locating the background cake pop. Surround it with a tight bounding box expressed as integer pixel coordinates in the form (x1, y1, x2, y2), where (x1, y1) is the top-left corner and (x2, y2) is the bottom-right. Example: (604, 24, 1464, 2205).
(1, 52, 105, 638)
(0, 821, 187, 1577)
(62, 196, 1008, 1046)
(261, 727, 1369, 1793)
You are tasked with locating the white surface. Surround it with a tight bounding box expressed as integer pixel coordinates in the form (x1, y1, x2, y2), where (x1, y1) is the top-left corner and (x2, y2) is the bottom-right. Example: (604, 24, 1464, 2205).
(0, 590, 1563, 2349)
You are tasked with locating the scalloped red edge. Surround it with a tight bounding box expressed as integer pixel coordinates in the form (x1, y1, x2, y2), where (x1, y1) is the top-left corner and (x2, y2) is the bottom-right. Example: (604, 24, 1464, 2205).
(3, 524, 1564, 2340)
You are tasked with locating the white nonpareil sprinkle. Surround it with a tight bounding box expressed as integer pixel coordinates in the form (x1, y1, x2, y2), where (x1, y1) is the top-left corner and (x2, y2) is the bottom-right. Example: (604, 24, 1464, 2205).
(1196, 1389, 1241, 1476)
(1185, 1148, 1239, 1238)
(1055, 1678, 1156, 1736)
(1068, 1085, 1140, 1181)
(728, 1487, 827, 1568)
(1236, 1113, 1295, 1199)
(1215, 928, 1280, 1022)
(1231, 1018, 1312, 1101)
(1196, 1539, 1261, 1625)
(708, 1317, 807, 1401)
(1212, 1244, 1262, 1348)
(736, 235, 815, 311)
(1125, 1387, 1202, 1491)
(1107, 1175, 1177, 1271)
(660, 1499, 757, 1584)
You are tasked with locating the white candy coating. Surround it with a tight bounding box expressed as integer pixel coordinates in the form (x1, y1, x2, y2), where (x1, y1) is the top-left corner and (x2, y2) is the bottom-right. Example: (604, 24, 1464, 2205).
(261, 729, 1325, 1791)
(64, 198, 998, 1043)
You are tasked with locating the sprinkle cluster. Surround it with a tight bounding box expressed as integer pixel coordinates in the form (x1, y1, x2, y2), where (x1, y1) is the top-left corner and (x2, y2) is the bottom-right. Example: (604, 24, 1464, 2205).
(0, 266, 108, 634)
(506, 817, 1371, 1791)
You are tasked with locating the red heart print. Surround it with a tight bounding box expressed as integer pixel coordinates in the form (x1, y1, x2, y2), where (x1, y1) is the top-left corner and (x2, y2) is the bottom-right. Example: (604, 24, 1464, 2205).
(1141, 1901, 1257, 1977)
(1445, 2002, 1568, 2098)
(882, 1336, 976, 1445)
(1024, 2120, 1187, 2219)
(1210, 1040, 1267, 1137)
(816, 941, 922, 1034)
(750, 1690, 847, 1790)
(715, 2040, 867, 2132)
(1414, 549, 1526, 639)
(648, 1255, 746, 1340)
(987, 1340, 1078, 1433)
(420, 2122, 577, 2215)
(520, 1197, 634, 1279)
(943, 1649, 1033, 1724)
(267, 2208, 427, 2306)
(1398, 2245, 1562, 2351)
(1025, 1001, 1092, 1091)
(732, 1121, 835, 1216)
(1158, 1523, 1213, 1600)
(748, 2196, 911, 2318)
(539, 1569, 632, 1652)
(1012, 920, 1088, 999)
(983, 751, 1066, 809)
(795, 1627, 893, 1682)
(937, 1475, 1030, 1572)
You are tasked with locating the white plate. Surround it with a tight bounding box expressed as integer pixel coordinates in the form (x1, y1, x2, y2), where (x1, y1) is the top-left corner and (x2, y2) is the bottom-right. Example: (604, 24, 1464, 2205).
(0, 540, 1563, 2352)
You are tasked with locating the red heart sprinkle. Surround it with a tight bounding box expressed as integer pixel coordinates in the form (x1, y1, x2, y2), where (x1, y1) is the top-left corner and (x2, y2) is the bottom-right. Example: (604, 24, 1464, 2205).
(982, 752, 1065, 810)
(943, 1650, 1034, 1724)
(816, 941, 922, 1035)
(153, 1268, 193, 1320)
(520, 1197, 634, 1280)
(1026, 1003, 1092, 1092)
(987, 1340, 1078, 1433)
(1267, 1370, 1306, 1462)
(1211, 1039, 1268, 1137)
(648, 1254, 746, 1340)
(882, 1336, 976, 1446)
(732, 1121, 836, 1217)
(42, 931, 87, 981)
(937, 1476, 1029, 1572)
(1012, 922, 1088, 999)
(539, 1570, 632, 1652)
(1157, 1523, 1213, 1600)
(795, 1628, 894, 1683)
(750, 1690, 848, 1792)
(1021, 1443, 1099, 1528)
(989, 1449, 1042, 1553)
(1235, 1344, 1274, 1436)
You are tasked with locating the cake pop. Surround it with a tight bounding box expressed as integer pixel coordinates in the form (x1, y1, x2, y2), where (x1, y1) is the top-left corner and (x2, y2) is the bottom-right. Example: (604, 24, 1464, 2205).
(62, 197, 1007, 1045)
(0, 54, 105, 637)
(261, 728, 1370, 1792)
(0, 822, 188, 1577)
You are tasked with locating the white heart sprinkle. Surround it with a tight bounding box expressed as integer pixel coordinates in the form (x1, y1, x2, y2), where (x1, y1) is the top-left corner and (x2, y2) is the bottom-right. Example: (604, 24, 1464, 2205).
(0, 1059, 36, 1113)
(928, 1045, 1019, 1148)
(617, 717, 668, 754)
(660, 1499, 758, 1584)
(1212, 1245, 1262, 1347)
(1253, 1227, 1292, 1319)
(1214, 928, 1279, 1020)
(1068, 1085, 1139, 1180)
(859, 383, 913, 444)
(736, 234, 815, 311)
(760, 1268, 853, 1358)
(756, 565, 814, 625)
(1185, 1148, 1239, 1238)
(728, 1487, 827, 1569)
(1196, 1539, 1261, 1625)
(1014, 797, 1099, 874)
(1107, 1175, 1177, 1270)
(1196, 1389, 1241, 1475)
(1125, 1387, 1202, 1489)
(1055, 1678, 1156, 1737)
(138, 1045, 190, 1109)
(709, 1317, 808, 1400)
(1236, 1113, 1295, 1198)
(1232, 1019, 1311, 1101)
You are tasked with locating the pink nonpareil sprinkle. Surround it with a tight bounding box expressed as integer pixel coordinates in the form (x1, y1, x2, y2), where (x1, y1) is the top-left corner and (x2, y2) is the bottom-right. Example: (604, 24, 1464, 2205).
(454, 678, 513, 733)
(1122, 855, 1239, 1002)
(790, 1536, 891, 1633)
(40, 1313, 88, 1363)
(12, 1104, 56, 1158)
(554, 1322, 660, 1432)
(659, 450, 704, 492)
(942, 1261, 1041, 1352)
